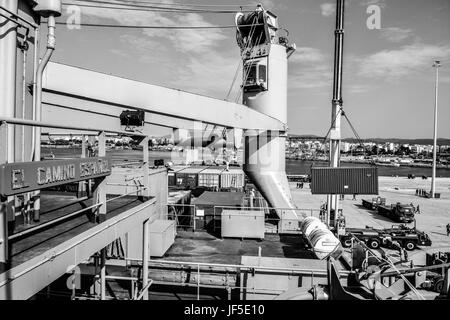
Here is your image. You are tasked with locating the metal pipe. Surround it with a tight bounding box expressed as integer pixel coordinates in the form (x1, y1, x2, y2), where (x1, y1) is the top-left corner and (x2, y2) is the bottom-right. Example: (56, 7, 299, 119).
(142, 218, 149, 300)
(0, 0, 18, 165)
(126, 258, 349, 275)
(33, 14, 57, 222)
(20, 32, 28, 162)
(0, 116, 146, 137)
(431, 60, 441, 198)
(135, 279, 153, 300)
(30, 26, 39, 161)
(100, 249, 106, 300)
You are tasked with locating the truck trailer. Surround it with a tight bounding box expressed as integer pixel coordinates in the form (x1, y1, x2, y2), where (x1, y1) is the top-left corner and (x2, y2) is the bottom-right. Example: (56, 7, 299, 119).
(377, 202, 415, 223)
(361, 197, 386, 210)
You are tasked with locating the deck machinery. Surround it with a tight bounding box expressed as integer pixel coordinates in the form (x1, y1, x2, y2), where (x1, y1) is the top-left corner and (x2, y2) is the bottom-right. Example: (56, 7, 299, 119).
(0, 1, 381, 300)
(236, 7, 299, 231)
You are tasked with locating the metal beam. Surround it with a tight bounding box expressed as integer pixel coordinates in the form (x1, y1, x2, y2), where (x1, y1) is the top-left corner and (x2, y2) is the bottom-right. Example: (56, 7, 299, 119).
(0, 199, 156, 300)
(42, 92, 199, 131)
(42, 62, 286, 131)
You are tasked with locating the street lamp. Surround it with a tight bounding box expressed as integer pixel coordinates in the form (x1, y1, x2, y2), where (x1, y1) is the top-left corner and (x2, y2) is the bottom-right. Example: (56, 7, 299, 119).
(431, 60, 441, 198)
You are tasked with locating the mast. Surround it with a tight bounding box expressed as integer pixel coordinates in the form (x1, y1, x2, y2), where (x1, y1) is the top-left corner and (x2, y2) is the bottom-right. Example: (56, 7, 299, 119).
(327, 0, 345, 227)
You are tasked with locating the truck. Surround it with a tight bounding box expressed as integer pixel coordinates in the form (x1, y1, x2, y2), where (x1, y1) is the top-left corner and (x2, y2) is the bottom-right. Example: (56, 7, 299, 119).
(361, 197, 386, 210)
(377, 202, 415, 223)
(340, 225, 431, 251)
(340, 227, 383, 249)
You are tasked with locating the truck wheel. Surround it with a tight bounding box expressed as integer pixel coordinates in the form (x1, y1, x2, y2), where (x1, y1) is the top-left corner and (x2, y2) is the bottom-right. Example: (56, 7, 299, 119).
(404, 241, 415, 251)
(433, 278, 444, 293)
(369, 240, 380, 249)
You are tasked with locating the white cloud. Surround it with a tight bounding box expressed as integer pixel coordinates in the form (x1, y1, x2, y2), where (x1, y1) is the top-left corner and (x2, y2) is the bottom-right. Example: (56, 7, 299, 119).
(78, 6, 226, 54)
(290, 47, 326, 64)
(359, 43, 450, 80)
(380, 27, 414, 43)
(359, 0, 387, 9)
(72, 4, 235, 98)
(171, 50, 241, 97)
(320, 3, 335, 17)
(289, 47, 332, 89)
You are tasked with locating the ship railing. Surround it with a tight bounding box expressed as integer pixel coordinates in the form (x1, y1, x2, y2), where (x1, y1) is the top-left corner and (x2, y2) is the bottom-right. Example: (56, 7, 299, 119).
(0, 116, 151, 237)
(0, 117, 154, 300)
(163, 203, 321, 234)
(125, 258, 351, 300)
(212, 206, 322, 234)
(165, 204, 196, 231)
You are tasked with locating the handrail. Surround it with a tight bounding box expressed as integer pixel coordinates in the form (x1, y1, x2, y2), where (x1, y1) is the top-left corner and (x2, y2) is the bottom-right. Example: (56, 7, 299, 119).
(0, 199, 155, 287)
(0, 117, 145, 137)
(134, 279, 153, 300)
(0, 6, 38, 28)
(126, 258, 351, 275)
(8, 187, 148, 240)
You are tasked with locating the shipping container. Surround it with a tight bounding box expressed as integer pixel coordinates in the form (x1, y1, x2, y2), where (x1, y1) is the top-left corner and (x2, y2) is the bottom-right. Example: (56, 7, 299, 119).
(310, 167, 378, 195)
(220, 168, 245, 189)
(198, 167, 225, 188)
(175, 166, 206, 188)
(192, 191, 245, 232)
(168, 166, 187, 186)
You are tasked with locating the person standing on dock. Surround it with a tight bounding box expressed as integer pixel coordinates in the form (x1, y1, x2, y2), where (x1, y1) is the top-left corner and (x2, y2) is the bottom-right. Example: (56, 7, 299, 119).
(416, 204, 421, 214)
(446, 223, 450, 236)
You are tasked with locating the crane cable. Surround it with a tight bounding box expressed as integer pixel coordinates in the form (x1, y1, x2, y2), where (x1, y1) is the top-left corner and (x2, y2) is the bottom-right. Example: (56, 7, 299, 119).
(46, 20, 263, 29)
(342, 111, 364, 147)
(225, 61, 242, 101)
(322, 107, 343, 143)
(63, 1, 254, 13)
(70, 0, 257, 8)
(226, 15, 258, 101)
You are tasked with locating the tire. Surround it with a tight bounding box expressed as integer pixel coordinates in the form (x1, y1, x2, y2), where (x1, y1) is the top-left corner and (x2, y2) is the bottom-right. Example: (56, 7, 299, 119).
(404, 241, 416, 251)
(369, 239, 380, 249)
(433, 278, 444, 293)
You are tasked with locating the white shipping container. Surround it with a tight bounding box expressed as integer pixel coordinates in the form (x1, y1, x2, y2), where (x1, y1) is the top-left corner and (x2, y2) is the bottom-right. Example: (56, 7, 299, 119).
(220, 169, 245, 188)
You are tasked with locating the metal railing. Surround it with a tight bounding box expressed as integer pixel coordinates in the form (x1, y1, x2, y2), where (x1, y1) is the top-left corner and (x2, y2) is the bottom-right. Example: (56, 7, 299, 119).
(0, 116, 153, 300)
(126, 258, 350, 300)
(166, 204, 196, 230)
(164, 203, 323, 234)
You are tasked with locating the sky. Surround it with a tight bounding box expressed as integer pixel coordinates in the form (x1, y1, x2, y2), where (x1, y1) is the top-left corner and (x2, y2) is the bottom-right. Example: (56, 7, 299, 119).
(47, 0, 450, 139)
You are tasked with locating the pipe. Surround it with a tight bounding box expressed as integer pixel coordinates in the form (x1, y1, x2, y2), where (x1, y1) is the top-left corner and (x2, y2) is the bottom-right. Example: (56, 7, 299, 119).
(30, 26, 39, 161)
(0, 116, 147, 137)
(142, 218, 149, 300)
(33, 14, 57, 222)
(0, 0, 18, 164)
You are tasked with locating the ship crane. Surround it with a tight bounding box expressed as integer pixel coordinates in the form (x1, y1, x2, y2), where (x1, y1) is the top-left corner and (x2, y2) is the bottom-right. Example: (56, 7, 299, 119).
(41, 5, 302, 233)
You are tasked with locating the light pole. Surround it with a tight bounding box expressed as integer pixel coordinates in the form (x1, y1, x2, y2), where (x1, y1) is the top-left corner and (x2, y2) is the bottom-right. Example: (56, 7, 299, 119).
(431, 60, 441, 198)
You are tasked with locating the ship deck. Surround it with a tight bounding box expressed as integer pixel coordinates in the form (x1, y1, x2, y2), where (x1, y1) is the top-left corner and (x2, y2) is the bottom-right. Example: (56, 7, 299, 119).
(161, 230, 317, 265)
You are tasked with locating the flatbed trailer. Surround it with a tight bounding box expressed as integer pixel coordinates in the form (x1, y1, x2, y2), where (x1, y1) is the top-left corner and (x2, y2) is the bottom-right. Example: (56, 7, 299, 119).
(361, 197, 386, 210)
(377, 203, 415, 223)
